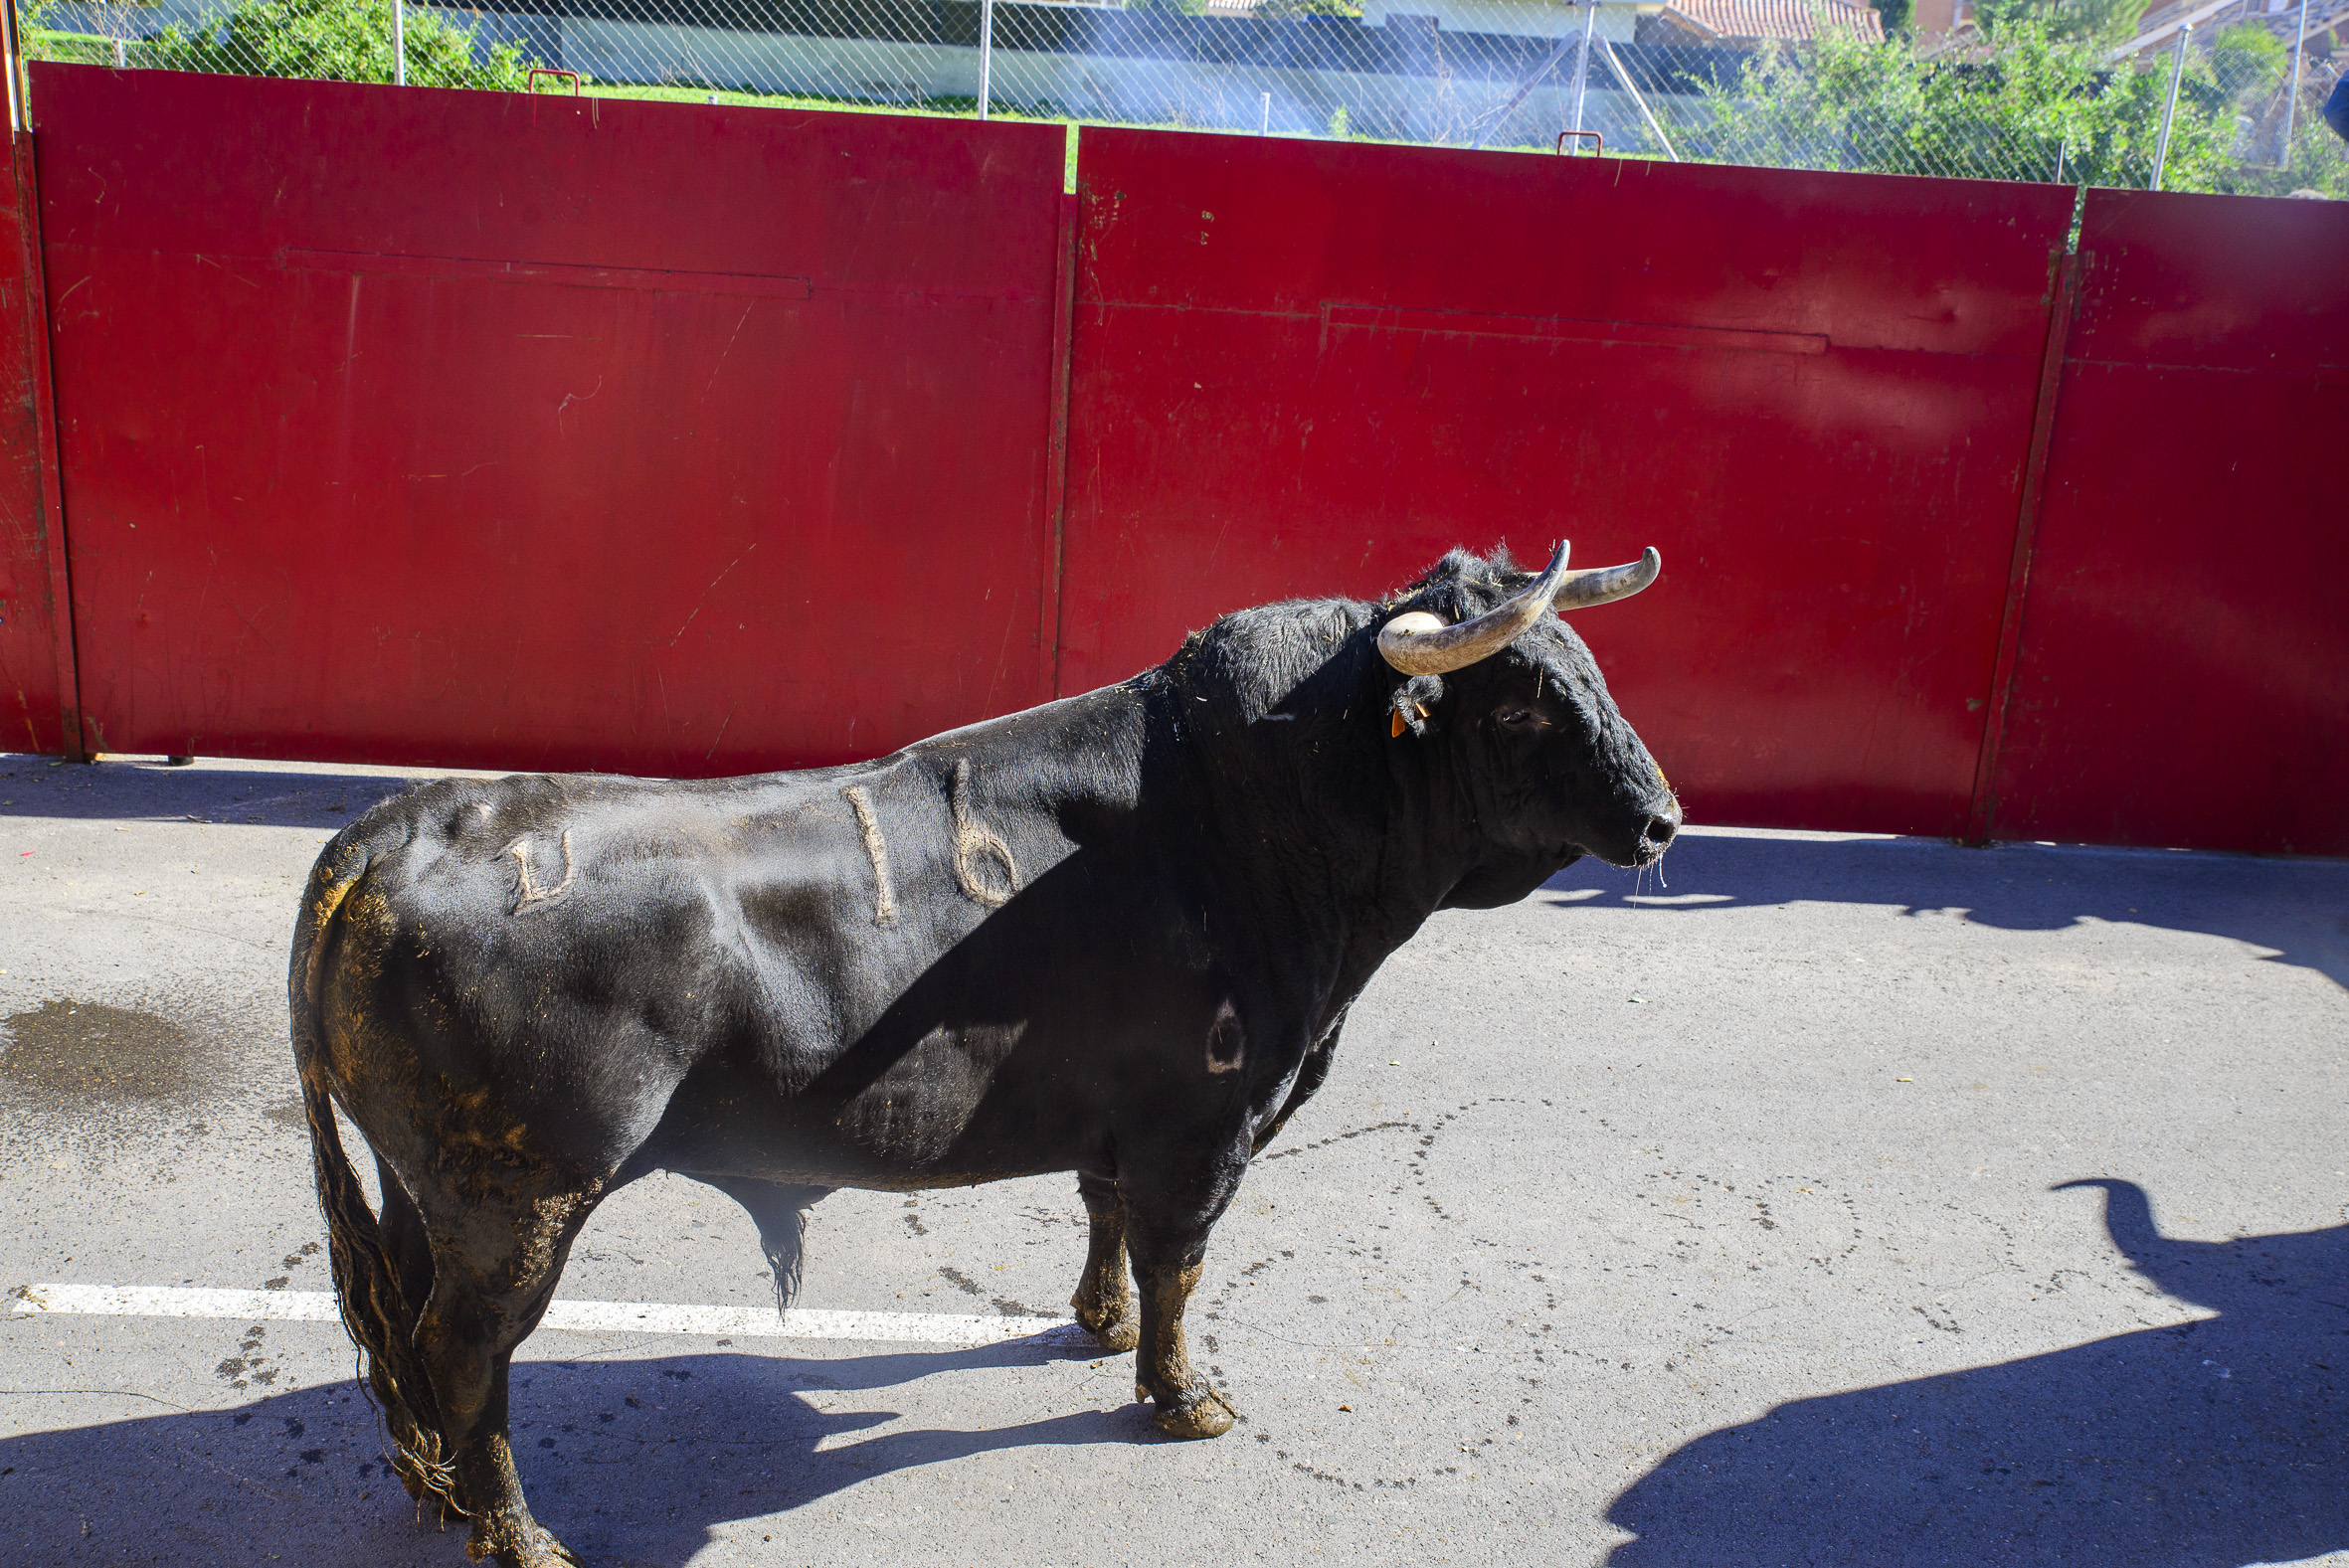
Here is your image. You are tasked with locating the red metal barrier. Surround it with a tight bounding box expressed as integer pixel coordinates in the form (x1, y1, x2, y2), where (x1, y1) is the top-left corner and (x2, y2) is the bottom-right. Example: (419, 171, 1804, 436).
(1061, 130, 2075, 838)
(1984, 189, 2349, 856)
(7, 69, 2340, 855)
(30, 65, 1067, 775)
(0, 131, 73, 757)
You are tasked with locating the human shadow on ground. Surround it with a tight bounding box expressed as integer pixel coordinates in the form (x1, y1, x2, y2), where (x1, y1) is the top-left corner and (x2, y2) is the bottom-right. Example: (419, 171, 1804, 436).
(0, 1333, 1160, 1566)
(1607, 1180, 2349, 1568)
(1546, 828, 2349, 990)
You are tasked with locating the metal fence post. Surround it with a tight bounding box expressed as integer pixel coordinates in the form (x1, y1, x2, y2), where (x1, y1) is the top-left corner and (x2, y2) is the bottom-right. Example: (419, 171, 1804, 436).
(1599, 35, 1675, 159)
(1568, 0, 1595, 136)
(2276, 0, 2310, 165)
(0, 0, 21, 132)
(394, 0, 406, 87)
(2151, 23, 2189, 191)
(2, 0, 90, 763)
(978, 0, 994, 120)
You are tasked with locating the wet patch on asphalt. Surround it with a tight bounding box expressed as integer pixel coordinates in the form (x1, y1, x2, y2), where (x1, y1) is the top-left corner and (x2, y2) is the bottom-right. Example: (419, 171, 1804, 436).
(0, 991, 285, 1152)
(0, 998, 208, 1102)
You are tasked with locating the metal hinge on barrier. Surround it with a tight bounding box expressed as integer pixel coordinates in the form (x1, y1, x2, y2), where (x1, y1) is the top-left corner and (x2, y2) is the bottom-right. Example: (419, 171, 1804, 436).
(528, 69, 582, 97)
(1556, 130, 1604, 156)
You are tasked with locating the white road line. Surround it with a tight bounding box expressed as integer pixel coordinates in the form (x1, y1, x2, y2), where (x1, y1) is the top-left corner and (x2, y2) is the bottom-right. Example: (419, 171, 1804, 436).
(11, 1284, 1082, 1347)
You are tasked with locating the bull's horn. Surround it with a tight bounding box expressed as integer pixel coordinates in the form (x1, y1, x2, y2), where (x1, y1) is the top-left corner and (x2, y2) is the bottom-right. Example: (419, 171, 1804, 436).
(1376, 542, 1575, 676)
(1550, 547, 1662, 611)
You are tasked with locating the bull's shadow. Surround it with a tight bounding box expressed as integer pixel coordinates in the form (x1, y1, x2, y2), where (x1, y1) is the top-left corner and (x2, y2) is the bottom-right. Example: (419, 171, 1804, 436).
(1607, 1181, 2349, 1568)
(0, 1336, 1158, 1566)
(1545, 828, 2349, 990)
(0, 754, 428, 829)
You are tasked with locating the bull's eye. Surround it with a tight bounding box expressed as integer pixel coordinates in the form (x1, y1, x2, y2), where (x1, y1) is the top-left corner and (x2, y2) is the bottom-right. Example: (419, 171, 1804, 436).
(1497, 707, 1542, 731)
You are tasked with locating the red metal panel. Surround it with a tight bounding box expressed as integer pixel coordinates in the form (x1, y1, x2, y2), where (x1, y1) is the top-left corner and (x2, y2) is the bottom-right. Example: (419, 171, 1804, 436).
(1988, 189, 2349, 855)
(0, 130, 71, 757)
(1063, 131, 2074, 837)
(32, 64, 1065, 774)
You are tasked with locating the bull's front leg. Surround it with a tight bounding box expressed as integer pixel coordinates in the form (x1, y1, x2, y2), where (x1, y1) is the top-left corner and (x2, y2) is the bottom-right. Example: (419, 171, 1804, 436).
(1071, 1172, 1140, 1352)
(1132, 1257, 1233, 1438)
(1120, 1152, 1245, 1440)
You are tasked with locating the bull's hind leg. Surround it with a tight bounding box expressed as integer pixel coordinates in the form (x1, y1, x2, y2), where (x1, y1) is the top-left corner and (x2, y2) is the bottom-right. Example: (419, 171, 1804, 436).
(1070, 1173, 1140, 1353)
(409, 1182, 607, 1568)
(1119, 1152, 1246, 1440)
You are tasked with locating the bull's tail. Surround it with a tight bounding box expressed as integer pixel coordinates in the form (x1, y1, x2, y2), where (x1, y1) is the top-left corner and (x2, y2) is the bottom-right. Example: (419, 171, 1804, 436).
(287, 824, 463, 1515)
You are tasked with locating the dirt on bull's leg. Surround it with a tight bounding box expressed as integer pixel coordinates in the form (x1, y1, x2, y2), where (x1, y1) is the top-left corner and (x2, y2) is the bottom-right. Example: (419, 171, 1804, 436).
(453, 1435, 581, 1568)
(414, 1308, 576, 1566)
(1132, 1261, 1236, 1440)
(406, 1185, 607, 1568)
(1071, 1173, 1140, 1354)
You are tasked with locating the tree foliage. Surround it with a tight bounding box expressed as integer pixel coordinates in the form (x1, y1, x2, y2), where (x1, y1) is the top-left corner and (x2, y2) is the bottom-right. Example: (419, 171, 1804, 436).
(1255, 0, 1366, 17)
(142, 0, 536, 90)
(1673, 12, 2345, 197)
(1976, 0, 2140, 47)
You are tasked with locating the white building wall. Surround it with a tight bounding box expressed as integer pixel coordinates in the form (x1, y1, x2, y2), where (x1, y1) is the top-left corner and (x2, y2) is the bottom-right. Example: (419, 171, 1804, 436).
(1359, 0, 1652, 40)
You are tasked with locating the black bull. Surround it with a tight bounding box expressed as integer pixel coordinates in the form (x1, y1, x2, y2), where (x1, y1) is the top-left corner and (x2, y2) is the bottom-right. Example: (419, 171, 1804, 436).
(291, 546, 1679, 1566)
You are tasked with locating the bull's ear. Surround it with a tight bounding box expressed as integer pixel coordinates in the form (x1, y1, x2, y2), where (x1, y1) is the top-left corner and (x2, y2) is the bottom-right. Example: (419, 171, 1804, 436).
(1388, 673, 1446, 738)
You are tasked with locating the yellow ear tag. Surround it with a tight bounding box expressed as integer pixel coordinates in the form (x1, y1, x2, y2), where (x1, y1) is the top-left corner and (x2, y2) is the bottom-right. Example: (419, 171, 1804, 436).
(1390, 710, 1407, 738)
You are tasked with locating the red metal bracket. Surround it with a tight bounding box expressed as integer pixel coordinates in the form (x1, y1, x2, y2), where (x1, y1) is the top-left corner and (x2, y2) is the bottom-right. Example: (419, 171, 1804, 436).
(12, 129, 88, 760)
(1965, 248, 2084, 846)
(1555, 129, 1603, 155)
(527, 69, 581, 96)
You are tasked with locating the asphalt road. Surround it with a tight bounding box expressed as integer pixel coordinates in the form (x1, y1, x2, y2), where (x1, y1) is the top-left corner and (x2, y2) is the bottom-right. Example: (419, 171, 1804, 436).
(3, 753, 2345, 1568)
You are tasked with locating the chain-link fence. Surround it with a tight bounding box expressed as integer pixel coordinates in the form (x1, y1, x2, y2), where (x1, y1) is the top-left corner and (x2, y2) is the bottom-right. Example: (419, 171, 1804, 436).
(17, 0, 2349, 195)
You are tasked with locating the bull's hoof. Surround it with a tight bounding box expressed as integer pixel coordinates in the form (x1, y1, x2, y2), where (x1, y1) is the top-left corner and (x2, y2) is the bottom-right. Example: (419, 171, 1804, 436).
(1086, 1316, 1140, 1354)
(464, 1511, 582, 1568)
(1072, 1288, 1139, 1354)
(1146, 1385, 1236, 1440)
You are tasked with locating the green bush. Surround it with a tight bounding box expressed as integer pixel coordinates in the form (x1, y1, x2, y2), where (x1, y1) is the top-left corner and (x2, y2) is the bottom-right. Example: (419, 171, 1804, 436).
(141, 0, 536, 90)
(2210, 20, 2287, 97)
(1677, 14, 2281, 193)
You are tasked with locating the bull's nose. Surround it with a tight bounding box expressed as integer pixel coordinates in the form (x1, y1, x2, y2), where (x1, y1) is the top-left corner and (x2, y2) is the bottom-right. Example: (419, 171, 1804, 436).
(1641, 803, 1681, 852)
